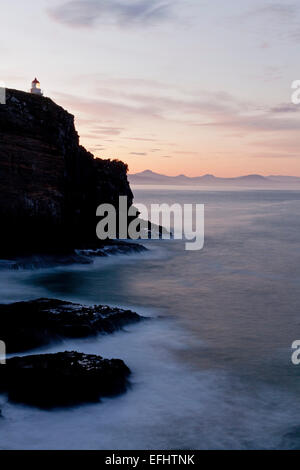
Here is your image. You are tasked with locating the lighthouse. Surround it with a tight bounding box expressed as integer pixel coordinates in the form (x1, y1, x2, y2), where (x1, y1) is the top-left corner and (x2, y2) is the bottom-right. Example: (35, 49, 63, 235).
(30, 78, 43, 96)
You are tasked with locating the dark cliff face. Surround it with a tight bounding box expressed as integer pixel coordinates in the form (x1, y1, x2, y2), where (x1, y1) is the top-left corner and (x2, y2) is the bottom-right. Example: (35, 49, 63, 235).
(0, 89, 133, 255)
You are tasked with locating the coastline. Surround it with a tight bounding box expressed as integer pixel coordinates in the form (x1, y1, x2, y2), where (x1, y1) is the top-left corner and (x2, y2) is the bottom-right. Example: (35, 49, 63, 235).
(0, 242, 154, 411)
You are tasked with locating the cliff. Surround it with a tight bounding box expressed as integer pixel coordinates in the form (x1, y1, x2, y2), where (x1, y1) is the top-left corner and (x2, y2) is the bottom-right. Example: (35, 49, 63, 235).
(0, 89, 133, 256)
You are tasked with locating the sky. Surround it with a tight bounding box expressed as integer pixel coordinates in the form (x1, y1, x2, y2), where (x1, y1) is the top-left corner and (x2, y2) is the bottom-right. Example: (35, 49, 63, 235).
(1, 0, 300, 177)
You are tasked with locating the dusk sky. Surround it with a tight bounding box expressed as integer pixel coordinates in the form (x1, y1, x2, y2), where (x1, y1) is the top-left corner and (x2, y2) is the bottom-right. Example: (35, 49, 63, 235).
(1, 0, 300, 176)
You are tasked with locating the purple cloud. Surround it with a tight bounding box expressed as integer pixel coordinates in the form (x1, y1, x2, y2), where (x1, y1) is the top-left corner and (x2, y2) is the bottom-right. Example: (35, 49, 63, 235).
(48, 0, 174, 28)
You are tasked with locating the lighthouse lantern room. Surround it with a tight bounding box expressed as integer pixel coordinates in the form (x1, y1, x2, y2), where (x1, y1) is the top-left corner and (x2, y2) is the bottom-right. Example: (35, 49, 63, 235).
(30, 78, 43, 96)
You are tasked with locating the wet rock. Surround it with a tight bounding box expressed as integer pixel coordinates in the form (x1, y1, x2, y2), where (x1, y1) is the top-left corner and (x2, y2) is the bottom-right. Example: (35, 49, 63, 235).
(0, 351, 130, 407)
(0, 298, 143, 353)
(0, 240, 147, 270)
(77, 239, 147, 258)
(0, 251, 93, 270)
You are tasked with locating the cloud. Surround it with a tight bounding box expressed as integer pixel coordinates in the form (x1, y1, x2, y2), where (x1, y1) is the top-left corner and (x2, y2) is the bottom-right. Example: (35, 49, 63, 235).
(53, 91, 161, 120)
(196, 113, 300, 132)
(173, 150, 198, 155)
(127, 137, 157, 141)
(250, 136, 300, 157)
(269, 103, 300, 113)
(236, 2, 300, 43)
(130, 152, 147, 156)
(248, 3, 297, 19)
(91, 125, 124, 135)
(48, 0, 174, 28)
(53, 81, 300, 159)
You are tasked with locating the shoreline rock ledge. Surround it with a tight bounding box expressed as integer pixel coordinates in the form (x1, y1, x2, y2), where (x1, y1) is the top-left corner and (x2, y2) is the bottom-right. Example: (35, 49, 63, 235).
(1, 298, 144, 353)
(0, 351, 131, 408)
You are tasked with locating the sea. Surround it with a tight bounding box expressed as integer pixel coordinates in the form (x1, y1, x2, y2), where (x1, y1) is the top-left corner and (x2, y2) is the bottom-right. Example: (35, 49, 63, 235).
(1, 186, 300, 450)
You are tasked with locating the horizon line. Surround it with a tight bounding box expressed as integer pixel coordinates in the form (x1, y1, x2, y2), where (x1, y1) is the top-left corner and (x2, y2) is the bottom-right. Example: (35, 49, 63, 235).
(129, 169, 300, 179)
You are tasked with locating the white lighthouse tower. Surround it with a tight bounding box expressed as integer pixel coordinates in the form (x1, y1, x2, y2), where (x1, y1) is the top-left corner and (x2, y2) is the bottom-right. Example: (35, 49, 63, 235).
(30, 78, 43, 96)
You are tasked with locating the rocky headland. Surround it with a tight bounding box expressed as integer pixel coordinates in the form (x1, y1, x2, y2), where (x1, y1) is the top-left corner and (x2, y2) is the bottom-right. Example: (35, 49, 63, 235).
(0, 89, 148, 409)
(0, 88, 139, 259)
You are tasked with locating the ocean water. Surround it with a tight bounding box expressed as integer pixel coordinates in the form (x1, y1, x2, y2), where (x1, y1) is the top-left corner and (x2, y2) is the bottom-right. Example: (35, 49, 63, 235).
(1, 187, 300, 449)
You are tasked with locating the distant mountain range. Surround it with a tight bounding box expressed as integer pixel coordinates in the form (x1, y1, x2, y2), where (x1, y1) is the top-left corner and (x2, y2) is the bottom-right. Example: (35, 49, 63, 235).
(128, 170, 300, 187)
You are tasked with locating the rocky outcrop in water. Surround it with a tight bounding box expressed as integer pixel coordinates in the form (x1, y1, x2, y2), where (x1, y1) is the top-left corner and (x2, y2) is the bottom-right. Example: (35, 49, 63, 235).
(0, 351, 130, 407)
(0, 89, 133, 257)
(0, 298, 143, 353)
(0, 240, 146, 270)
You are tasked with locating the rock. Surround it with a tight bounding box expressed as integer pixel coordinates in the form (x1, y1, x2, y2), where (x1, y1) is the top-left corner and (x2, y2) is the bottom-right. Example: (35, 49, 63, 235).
(0, 240, 147, 270)
(0, 351, 130, 407)
(0, 89, 134, 257)
(0, 298, 143, 353)
(77, 239, 147, 258)
(0, 251, 93, 270)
